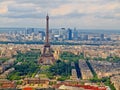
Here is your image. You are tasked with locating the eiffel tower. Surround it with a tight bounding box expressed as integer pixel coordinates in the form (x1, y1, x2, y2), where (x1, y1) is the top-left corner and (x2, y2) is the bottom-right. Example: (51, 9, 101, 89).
(38, 15, 55, 65)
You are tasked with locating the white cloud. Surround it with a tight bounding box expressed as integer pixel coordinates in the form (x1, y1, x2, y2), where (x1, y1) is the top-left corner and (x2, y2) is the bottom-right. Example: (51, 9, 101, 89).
(50, 4, 76, 16)
(0, 0, 13, 14)
(0, 6, 7, 14)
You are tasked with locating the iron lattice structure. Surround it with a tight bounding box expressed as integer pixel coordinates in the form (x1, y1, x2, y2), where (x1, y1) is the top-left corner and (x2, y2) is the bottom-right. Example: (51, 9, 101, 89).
(38, 15, 55, 65)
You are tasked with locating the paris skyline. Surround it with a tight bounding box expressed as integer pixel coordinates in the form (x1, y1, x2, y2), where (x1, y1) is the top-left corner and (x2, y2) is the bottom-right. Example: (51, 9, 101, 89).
(0, 0, 120, 30)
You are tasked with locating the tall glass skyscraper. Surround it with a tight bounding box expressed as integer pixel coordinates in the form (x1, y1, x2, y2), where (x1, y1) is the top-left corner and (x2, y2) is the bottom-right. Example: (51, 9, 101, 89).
(68, 28, 72, 40)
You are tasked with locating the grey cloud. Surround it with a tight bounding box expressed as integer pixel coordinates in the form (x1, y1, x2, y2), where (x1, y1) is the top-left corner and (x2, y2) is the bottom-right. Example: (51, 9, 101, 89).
(96, 15, 114, 19)
(14, 0, 118, 6)
(0, 12, 45, 19)
(95, 12, 120, 20)
(50, 11, 87, 20)
(14, 0, 68, 8)
(114, 8, 120, 13)
(94, 6, 120, 20)
(64, 12, 86, 18)
(8, 6, 37, 12)
(9, 0, 111, 9)
(45, 12, 85, 19)
(14, 0, 75, 4)
(0, 10, 86, 19)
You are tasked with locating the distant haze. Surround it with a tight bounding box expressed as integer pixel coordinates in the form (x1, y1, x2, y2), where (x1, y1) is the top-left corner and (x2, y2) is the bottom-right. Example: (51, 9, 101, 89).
(0, 0, 120, 30)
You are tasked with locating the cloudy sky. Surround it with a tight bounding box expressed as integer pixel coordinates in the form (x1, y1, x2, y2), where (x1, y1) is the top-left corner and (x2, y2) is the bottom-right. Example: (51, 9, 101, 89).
(0, 0, 120, 30)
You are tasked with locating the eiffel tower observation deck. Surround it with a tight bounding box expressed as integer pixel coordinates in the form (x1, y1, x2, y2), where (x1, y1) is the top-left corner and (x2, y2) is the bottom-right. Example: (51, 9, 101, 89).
(38, 15, 55, 65)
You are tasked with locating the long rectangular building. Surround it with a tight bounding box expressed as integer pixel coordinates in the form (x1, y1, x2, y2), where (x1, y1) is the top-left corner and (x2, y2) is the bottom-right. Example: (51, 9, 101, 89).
(79, 60, 93, 80)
